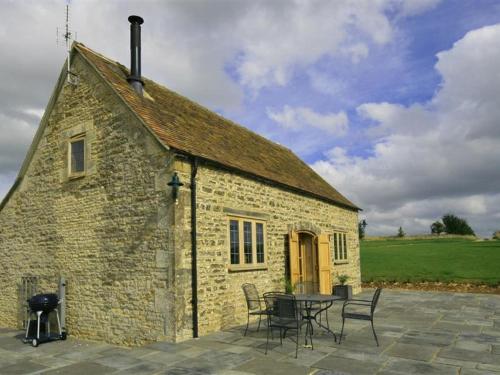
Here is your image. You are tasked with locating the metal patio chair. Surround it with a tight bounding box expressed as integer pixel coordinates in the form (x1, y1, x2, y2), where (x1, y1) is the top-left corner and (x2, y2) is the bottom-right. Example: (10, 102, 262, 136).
(241, 283, 270, 336)
(339, 288, 382, 346)
(263, 292, 309, 358)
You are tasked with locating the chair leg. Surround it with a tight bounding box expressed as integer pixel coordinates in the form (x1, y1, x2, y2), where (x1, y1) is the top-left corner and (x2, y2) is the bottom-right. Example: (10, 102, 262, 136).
(371, 319, 379, 347)
(339, 317, 345, 344)
(265, 325, 270, 355)
(295, 326, 299, 359)
(279, 328, 283, 345)
(257, 314, 262, 332)
(309, 324, 314, 350)
(244, 312, 250, 336)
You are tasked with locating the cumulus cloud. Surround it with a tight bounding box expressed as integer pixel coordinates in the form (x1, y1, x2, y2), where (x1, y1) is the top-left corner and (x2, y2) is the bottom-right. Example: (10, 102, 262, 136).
(267, 106, 348, 135)
(312, 24, 500, 237)
(232, 1, 420, 91)
(0, 0, 447, 207)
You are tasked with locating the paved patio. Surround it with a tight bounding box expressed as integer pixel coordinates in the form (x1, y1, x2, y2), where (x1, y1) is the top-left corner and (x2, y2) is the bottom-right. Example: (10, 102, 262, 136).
(1, 289, 499, 374)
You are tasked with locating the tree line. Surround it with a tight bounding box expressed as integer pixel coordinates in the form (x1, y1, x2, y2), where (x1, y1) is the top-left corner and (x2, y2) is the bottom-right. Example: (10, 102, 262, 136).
(358, 213, 475, 239)
(431, 214, 475, 236)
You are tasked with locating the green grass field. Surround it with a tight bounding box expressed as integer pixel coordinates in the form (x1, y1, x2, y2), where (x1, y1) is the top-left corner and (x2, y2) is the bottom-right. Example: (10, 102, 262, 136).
(360, 238, 500, 285)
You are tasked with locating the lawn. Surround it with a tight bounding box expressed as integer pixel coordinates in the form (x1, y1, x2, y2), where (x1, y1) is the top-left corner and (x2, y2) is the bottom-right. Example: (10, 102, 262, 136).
(360, 238, 500, 285)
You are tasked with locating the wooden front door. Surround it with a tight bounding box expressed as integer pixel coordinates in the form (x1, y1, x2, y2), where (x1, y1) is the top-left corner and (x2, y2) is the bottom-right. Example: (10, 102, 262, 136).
(289, 231, 331, 294)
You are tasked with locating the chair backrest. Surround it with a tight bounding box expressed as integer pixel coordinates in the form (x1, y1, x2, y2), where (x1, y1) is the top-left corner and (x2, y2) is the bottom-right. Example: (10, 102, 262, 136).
(371, 288, 382, 314)
(242, 283, 261, 311)
(264, 292, 298, 322)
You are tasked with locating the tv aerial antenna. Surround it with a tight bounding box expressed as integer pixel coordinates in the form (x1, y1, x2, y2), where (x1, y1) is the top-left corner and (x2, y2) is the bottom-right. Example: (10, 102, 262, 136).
(57, 2, 78, 85)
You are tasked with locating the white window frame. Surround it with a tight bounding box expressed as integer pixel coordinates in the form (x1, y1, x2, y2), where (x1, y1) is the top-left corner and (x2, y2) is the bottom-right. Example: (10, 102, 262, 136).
(333, 231, 348, 264)
(227, 215, 267, 271)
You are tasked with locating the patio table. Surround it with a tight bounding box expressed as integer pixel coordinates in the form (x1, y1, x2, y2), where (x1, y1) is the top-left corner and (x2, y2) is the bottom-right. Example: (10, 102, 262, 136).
(294, 294, 344, 346)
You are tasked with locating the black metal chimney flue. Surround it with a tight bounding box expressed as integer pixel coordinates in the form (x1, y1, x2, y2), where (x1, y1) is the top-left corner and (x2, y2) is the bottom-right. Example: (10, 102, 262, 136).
(127, 15, 144, 95)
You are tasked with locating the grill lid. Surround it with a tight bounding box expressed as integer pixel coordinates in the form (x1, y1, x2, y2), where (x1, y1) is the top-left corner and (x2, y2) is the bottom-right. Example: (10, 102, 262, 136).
(28, 293, 59, 313)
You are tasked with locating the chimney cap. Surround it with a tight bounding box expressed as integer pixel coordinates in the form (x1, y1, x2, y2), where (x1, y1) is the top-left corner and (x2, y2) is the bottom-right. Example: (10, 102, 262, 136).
(128, 15, 144, 25)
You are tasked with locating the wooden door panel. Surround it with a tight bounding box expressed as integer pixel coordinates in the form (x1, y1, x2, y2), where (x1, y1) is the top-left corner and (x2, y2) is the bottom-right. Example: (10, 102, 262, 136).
(289, 231, 300, 288)
(317, 233, 332, 294)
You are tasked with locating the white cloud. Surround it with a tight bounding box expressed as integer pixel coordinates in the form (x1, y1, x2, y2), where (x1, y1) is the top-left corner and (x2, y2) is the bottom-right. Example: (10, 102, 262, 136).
(234, 1, 395, 91)
(312, 24, 500, 237)
(397, 0, 441, 16)
(267, 105, 348, 135)
(0, 113, 37, 172)
(341, 43, 369, 64)
(307, 69, 347, 96)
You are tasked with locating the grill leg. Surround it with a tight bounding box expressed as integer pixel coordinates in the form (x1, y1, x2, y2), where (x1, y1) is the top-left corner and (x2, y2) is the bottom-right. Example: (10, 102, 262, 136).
(55, 310, 62, 336)
(36, 311, 42, 340)
(25, 313, 31, 339)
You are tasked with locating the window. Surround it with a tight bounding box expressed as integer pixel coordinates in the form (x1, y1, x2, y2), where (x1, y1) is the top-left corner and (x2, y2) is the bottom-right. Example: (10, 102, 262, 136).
(333, 232, 348, 262)
(228, 217, 266, 270)
(243, 221, 252, 263)
(69, 136, 85, 176)
(230, 220, 239, 265)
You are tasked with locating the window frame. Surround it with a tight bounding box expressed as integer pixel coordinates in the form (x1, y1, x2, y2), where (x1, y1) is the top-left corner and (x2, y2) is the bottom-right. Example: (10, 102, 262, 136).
(227, 215, 267, 271)
(68, 134, 86, 178)
(333, 231, 349, 264)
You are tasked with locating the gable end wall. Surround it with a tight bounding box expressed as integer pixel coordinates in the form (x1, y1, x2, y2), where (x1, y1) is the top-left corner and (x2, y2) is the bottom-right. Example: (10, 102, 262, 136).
(0, 53, 176, 345)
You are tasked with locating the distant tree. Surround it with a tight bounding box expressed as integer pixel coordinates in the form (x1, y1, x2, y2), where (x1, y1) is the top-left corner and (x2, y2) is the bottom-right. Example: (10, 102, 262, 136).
(430, 221, 445, 235)
(442, 214, 475, 236)
(397, 226, 405, 238)
(358, 220, 367, 239)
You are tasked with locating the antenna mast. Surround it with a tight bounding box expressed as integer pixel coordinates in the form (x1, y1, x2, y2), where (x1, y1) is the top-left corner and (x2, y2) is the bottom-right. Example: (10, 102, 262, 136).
(58, 2, 78, 85)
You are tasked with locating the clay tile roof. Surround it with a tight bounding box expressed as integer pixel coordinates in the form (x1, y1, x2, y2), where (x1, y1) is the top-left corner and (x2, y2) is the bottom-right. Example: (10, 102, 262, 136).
(75, 43, 359, 211)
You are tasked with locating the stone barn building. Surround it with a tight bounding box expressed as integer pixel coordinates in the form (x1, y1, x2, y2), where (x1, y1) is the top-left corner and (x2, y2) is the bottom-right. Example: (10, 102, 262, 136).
(0, 17, 361, 345)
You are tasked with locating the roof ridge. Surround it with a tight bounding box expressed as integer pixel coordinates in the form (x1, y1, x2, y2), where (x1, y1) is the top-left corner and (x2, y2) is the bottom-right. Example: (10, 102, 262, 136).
(74, 42, 123, 67)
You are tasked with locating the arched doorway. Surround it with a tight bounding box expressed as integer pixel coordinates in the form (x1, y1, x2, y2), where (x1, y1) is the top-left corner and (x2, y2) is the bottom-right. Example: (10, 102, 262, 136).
(289, 230, 332, 294)
(297, 232, 319, 293)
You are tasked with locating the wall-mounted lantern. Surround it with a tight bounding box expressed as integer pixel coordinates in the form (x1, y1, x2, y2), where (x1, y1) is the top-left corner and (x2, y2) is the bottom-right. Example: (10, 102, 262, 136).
(167, 172, 184, 202)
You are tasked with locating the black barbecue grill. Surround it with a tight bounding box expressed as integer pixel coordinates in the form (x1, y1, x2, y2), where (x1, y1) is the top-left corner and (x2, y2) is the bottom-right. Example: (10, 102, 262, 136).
(24, 293, 67, 347)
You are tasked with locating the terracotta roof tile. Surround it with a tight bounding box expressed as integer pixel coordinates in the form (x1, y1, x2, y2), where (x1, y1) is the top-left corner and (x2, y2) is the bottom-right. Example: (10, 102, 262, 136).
(75, 43, 359, 210)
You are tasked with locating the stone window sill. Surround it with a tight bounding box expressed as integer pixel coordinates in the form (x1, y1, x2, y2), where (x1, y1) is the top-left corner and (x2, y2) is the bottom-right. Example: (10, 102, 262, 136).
(334, 260, 349, 265)
(228, 264, 268, 272)
(68, 173, 86, 180)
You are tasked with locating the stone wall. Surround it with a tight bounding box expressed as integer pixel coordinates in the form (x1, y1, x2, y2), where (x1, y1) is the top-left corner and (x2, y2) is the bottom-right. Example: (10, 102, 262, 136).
(0, 52, 175, 345)
(173, 160, 360, 338)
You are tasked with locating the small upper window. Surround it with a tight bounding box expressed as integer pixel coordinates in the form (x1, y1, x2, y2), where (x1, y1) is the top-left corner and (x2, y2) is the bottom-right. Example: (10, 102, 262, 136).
(333, 232, 348, 262)
(69, 137, 85, 176)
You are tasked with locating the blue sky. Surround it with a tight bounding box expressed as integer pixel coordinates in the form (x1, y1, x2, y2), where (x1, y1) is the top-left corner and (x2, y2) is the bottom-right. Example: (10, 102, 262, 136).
(1, 0, 500, 237)
(228, 0, 500, 163)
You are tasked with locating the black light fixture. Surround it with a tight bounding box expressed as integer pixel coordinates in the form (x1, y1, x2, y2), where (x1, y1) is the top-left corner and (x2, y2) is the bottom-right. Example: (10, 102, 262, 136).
(167, 172, 184, 200)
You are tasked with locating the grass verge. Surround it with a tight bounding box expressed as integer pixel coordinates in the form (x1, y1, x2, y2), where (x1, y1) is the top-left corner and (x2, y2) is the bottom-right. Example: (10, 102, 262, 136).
(360, 238, 500, 286)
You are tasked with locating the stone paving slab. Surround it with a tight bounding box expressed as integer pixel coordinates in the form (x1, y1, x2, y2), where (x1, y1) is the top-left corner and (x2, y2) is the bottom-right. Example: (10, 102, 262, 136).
(41, 361, 116, 374)
(380, 358, 459, 375)
(385, 342, 439, 362)
(0, 290, 499, 374)
(0, 359, 49, 374)
(234, 357, 310, 375)
(312, 353, 385, 374)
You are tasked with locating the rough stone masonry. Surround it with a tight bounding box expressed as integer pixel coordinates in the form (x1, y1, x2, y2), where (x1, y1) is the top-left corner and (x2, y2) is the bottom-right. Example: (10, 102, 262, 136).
(0, 48, 360, 346)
